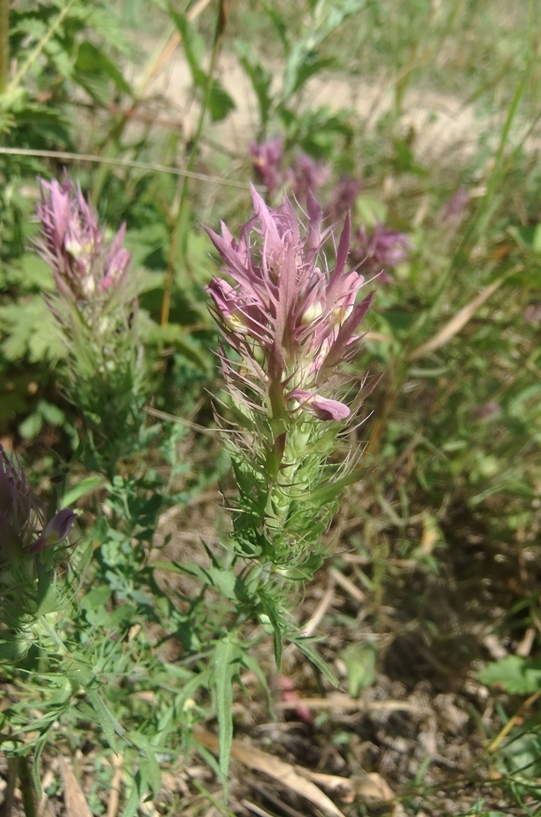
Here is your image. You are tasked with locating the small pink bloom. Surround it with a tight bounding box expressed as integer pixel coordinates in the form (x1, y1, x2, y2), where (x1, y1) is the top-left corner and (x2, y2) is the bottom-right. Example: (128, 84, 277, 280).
(442, 186, 469, 224)
(277, 676, 313, 725)
(0, 445, 77, 560)
(326, 175, 361, 222)
(291, 390, 350, 421)
(206, 186, 372, 422)
(30, 508, 77, 554)
(352, 224, 411, 278)
(36, 177, 131, 302)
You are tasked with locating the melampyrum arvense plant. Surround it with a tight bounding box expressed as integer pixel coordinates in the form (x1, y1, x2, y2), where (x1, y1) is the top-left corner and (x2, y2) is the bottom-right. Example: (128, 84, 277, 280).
(36, 177, 145, 475)
(0, 444, 77, 659)
(206, 185, 374, 580)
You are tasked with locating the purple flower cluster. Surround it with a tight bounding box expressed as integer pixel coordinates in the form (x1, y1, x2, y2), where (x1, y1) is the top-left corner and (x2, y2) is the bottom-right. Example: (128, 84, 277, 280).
(249, 138, 333, 205)
(250, 136, 284, 198)
(352, 224, 411, 280)
(206, 185, 372, 422)
(36, 178, 131, 303)
(0, 445, 76, 561)
(248, 139, 411, 283)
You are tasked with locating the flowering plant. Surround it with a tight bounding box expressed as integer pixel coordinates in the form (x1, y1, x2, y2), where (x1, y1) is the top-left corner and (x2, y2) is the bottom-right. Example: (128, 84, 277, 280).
(0, 445, 76, 657)
(35, 177, 145, 474)
(206, 186, 374, 575)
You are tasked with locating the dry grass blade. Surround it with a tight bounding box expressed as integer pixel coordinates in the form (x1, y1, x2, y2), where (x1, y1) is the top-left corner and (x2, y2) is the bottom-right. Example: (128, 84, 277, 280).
(408, 277, 505, 361)
(194, 727, 347, 817)
(106, 755, 124, 817)
(276, 694, 425, 714)
(0, 148, 254, 189)
(58, 757, 93, 817)
(329, 567, 365, 603)
(301, 768, 403, 811)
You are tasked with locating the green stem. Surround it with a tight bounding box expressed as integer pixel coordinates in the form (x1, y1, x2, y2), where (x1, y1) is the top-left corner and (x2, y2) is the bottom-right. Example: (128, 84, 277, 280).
(7, 1, 73, 94)
(0, 0, 8, 95)
(18, 756, 37, 817)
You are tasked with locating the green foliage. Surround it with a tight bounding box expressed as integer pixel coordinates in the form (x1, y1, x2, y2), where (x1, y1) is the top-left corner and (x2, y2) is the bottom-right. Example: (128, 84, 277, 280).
(479, 657, 541, 696)
(169, 7, 235, 123)
(1, 0, 541, 814)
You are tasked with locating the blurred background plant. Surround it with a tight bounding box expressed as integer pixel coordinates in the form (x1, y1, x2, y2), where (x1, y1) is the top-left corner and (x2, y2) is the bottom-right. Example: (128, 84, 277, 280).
(1, 0, 541, 815)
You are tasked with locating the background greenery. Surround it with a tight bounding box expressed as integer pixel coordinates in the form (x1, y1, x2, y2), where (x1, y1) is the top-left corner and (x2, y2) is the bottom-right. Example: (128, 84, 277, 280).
(1, 0, 541, 815)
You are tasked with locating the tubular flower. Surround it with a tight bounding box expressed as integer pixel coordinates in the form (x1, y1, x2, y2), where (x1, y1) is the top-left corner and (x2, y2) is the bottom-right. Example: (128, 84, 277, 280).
(36, 177, 131, 303)
(206, 185, 373, 423)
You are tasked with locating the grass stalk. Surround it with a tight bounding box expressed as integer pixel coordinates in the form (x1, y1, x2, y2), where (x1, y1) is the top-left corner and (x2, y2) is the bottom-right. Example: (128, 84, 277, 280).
(0, 0, 8, 95)
(160, 0, 230, 326)
(18, 756, 37, 817)
(89, 0, 212, 208)
(7, 1, 73, 94)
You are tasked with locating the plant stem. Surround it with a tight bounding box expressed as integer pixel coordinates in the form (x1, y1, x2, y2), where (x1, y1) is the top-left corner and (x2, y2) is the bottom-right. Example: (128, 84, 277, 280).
(18, 756, 37, 817)
(7, 1, 73, 93)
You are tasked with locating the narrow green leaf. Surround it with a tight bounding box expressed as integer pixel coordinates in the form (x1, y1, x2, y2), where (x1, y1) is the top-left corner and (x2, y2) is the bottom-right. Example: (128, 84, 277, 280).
(126, 732, 162, 794)
(85, 688, 121, 750)
(212, 637, 239, 786)
(61, 476, 103, 508)
(169, 6, 234, 122)
(291, 637, 339, 686)
(241, 654, 272, 713)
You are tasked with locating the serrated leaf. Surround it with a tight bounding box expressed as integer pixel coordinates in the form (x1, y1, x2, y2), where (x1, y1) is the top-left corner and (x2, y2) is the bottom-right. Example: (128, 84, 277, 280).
(478, 655, 541, 694)
(74, 42, 132, 104)
(281, 44, 335, 100)
(0, 296, 65, 363)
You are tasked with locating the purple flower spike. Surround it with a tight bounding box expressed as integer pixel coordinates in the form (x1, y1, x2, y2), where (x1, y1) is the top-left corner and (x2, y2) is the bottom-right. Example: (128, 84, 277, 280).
(250, 136, 284, 197)
(288, 154, 330, 202)
(206, 185, 372, 422)
(0, 445, 77, 560)
(352, 224, 411, 277)
(326, 176, 361, 222)
(0, 445, 39, 557)
(36, 177, 131, 302)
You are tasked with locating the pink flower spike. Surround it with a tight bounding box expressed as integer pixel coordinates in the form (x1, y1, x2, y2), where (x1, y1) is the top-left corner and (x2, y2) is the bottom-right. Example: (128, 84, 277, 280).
(30, 508, 77, 554)
(250, 136, 284, 197)
(292, 390, 350, 422)
(36, 176, 132, 302)
(205, 185, 372, 423)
